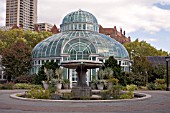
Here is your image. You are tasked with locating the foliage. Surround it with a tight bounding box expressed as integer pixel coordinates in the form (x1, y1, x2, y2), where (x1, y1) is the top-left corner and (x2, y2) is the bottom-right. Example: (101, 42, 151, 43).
(104, 56, 122, 78)
(124, 39, 168, 86)
(62, 92, 73, 100)
(44, 60, 59, 72)
(124, 39, 168, 58)
(100, 90, 110, 99)
(147, 79, 166, 90)
(126, 84, 138, 91)
(131, 56, 152, 86)
(148, 65, 166, 82)
(0, 82, 14, 90)
(107, 77, 119, 85)
(55, 68, 63, 80)
(103, 68, 113, 79)
(13, 83, 41, 89)
(146, 83, 156, 90)
(63, 79, 70, 84)
(155, 78, 165, 84)
(15, 75, 33, 83)
(25, 88, 50, 99)
(0, 29, 52, 53)
(100, 85, 134, 99)
(120, 91, 134, 99)
(102, 56, 128, 86)
(97, 69, 105, 80)
(44, 69, 54, 82)
(34, 66, 47, 85)
(2, 41, 31, 81)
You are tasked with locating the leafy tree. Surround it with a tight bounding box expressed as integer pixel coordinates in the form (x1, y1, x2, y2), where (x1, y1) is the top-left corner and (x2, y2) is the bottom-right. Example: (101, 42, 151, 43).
(104, 56, 122, 79)
(44, 60, 59, 72)
(103, 56, 128, 86)
(34, 60, 60, 84)
(148, 65, 166, 83)
(0, 29, 53, 53)
(132, 56, 152, 85)
(34, 66, 47, 85)
(124, 39, 168, 59)
(2, 41, 31, 81)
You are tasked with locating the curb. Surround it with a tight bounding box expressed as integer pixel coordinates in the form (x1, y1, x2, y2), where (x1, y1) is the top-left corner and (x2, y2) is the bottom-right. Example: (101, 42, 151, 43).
(10, 91, 151, 103)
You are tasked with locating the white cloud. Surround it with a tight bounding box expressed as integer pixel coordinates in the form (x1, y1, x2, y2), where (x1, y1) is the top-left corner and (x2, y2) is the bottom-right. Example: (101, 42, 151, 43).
(36, 0, 170, 34)
(0, 0, 170, 52)
(0, 0, 170, 34)
(141, 37, 159, 42)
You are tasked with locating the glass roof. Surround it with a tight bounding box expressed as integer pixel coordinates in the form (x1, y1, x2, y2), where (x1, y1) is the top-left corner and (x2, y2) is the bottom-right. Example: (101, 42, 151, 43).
(60, 10, 99, 32)
(62, 9, 98, 24)
(32, 31, 129, 59)
(32, 10, 129, 60)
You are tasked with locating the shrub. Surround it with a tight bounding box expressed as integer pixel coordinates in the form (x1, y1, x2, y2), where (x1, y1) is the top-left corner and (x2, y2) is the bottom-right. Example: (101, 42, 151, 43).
(126, 84, 138, 91)
(155, 79, 165, 84)
(25, 88, 50, 99)
(62, 92, 73, 100)
(106, 85, 123, 99)
(120, 91, 134, 99)
(147, 79, 166, 90)
(101, 90, 110, 100)
(13, 83, 42, 89)
(107, 78, 119, 85)
(0, 82, 14, 90)
(154, 84, 166, 90)
(15, 75, 33, 83)
(147, 83, 156, 90)
(63, 79, 70, 84)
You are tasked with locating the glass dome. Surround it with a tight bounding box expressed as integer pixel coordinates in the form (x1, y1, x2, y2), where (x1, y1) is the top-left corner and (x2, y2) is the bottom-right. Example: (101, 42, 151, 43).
(32, 10, 129, 74)
(32, 31, 129, 59)
(60, 9, 99, 32)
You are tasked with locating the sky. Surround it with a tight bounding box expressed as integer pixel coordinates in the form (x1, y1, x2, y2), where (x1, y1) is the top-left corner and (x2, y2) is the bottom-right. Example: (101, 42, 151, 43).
(0, 0, 170, 53)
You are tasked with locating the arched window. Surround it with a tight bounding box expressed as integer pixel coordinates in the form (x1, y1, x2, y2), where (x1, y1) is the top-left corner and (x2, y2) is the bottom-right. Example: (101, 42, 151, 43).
(62, 38, 96, 60)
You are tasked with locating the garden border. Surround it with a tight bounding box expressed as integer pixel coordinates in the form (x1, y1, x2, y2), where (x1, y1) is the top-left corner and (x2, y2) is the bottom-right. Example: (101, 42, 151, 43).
(10, 91, 151, 103)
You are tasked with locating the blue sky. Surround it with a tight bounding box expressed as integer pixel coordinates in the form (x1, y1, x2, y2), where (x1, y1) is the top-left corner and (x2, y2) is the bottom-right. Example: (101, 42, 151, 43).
(0, 0, 170, 53)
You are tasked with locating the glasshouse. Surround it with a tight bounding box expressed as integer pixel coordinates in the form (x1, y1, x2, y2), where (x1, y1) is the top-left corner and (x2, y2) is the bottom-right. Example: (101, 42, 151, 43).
(31, 9, 130, 87)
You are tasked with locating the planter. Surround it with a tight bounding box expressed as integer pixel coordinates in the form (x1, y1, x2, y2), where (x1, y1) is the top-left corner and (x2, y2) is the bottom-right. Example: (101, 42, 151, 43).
(42, 81, 49, 90)
(56, 83, 62, 89)
(107, 82, 113, 90)
(63, 84, 69, 89)
(97, 84, 104, 90)
(90, 82, 97, 89)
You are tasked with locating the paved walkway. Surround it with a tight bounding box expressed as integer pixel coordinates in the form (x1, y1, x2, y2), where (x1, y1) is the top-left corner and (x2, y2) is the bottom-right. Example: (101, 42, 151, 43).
(0, 90, 170, 113)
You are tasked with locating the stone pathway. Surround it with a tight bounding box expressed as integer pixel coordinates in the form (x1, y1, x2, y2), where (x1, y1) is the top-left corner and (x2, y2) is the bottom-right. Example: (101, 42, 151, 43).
(0, 90, 170, 113)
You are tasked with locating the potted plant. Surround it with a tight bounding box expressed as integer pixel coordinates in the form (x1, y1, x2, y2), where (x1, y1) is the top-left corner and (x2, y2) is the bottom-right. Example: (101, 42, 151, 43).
(90, 75, 97, 89)
(97, 70, 105, 90)
(56, 79, 63, 89)
(63, 79, 70, 89)
(55, 68, 64, 90)
(107, 77, 119, 89)
(42, 81, 49, 90)
(97, 79, 105, 90)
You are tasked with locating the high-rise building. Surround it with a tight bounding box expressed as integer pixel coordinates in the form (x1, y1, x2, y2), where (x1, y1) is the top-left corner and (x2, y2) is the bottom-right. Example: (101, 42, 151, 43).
(6, 0, 37, 30)
(38, 23, 53, 31)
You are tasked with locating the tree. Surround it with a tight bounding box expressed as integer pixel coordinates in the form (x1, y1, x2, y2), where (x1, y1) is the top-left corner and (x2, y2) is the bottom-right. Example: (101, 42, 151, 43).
(124, 39, 168, 59)
(34, 60, 60, 84)
(148, 65, 166, 83)
(0, 29, 53, 53)
(104, 56, 122, 79)
(44, 60, 60, 72)
(2, 41, 31, 81)
(132, 56, 152, 86)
